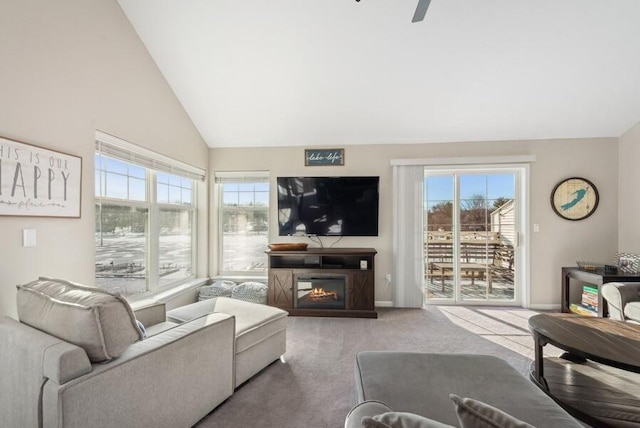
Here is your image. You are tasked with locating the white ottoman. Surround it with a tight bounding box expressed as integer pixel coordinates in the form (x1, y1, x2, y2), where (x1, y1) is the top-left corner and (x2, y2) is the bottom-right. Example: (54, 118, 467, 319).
(167, 297, 288, 387)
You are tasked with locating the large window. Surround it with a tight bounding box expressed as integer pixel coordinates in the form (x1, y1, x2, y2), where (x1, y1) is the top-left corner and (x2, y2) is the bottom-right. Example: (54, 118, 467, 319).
(95, 133, 204, 297)
(215, 172, 269, 275)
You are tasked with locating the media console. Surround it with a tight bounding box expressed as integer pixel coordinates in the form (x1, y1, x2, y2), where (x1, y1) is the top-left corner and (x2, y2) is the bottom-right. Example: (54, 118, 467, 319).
(266, 247, 377, 318)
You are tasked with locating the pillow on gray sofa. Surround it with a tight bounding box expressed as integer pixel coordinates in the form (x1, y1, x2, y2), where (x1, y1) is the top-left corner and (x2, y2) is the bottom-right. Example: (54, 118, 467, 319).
(16, 277, 143, 362)
(450, 394, 535, 428)
(363, 412, 455, 428)
(345, 400, 455, 428)
(198, 280, 237, 301)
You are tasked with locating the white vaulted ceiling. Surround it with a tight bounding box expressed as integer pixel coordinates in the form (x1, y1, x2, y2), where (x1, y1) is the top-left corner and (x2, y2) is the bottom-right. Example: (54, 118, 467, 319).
(118, 0, 640, 148)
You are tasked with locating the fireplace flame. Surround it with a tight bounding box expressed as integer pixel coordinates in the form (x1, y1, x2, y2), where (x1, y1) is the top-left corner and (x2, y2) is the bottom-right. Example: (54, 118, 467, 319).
(310, 287, 338, 300)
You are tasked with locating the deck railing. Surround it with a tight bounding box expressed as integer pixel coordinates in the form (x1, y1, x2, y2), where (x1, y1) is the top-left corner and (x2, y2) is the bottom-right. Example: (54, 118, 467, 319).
(425, 231, 514, 284)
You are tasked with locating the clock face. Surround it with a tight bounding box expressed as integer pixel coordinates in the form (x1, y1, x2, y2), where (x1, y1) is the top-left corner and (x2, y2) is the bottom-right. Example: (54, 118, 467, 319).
(551, 177, 599, 220)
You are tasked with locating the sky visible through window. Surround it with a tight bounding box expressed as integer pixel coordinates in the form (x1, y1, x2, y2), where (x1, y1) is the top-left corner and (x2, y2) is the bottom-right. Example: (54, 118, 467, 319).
(425, 174, 515, 208)
(95, 154, 146, 201)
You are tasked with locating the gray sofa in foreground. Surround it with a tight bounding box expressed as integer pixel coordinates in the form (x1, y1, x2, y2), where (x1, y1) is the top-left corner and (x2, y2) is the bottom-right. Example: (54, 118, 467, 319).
(345, 352, 582, 427)
(0, 305, 235, 428)
(0, 277, 287, 428)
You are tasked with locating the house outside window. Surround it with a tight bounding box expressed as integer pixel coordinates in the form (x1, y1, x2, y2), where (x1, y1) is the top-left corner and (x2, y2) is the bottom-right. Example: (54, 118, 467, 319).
(95, 133, 205, 297)
(215, 172, 269, 275)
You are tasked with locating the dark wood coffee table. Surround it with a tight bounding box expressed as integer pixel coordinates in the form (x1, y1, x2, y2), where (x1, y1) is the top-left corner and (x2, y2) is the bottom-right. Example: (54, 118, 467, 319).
(529, 313, 640, 427)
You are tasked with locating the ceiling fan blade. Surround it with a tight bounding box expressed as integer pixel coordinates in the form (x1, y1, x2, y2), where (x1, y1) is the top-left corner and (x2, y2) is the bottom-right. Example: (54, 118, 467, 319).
(412, 0, 432, 23)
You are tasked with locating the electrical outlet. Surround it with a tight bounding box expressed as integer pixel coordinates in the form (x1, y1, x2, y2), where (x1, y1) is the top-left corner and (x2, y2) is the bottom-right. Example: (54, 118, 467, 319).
(385, 274, 392, 288)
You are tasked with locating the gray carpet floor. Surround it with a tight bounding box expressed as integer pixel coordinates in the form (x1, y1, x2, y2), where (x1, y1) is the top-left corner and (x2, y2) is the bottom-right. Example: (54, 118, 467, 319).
(195, 306, 560, 428)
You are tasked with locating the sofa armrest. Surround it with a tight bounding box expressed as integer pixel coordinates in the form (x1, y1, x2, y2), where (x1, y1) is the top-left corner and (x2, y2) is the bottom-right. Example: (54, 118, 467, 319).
(42, 312, 236, 428)
(133, 302, 166, 327)
(43, 342, 92, 384)
(0, 316, 92, 428)
(601, 282, 640, 320)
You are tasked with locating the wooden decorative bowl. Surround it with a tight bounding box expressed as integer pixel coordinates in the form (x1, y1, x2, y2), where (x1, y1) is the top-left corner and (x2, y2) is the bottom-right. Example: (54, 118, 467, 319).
(268, 243, 308, 251)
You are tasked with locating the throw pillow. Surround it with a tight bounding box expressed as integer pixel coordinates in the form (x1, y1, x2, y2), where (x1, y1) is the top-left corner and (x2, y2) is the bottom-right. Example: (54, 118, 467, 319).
(198, 280, 237, 301)
(231, 281, 268, 304)
(363, 412, 455, 428)
(450, 394, 535, 428)
(16, 277, 142, 362)
(136, 319, 147, 339)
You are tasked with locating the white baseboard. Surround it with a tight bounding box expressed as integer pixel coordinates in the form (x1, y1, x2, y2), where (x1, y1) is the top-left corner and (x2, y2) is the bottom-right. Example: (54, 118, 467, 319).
(373, 302, 563, 311)
(375, 300, 394, 307)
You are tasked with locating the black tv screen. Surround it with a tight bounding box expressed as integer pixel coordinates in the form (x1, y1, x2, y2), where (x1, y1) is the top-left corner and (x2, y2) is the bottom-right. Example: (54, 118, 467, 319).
(277, 176, 379, 236)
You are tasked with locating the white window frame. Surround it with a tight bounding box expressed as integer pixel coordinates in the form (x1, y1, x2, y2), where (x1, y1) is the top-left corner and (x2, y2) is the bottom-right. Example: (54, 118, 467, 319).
(214, 171, 270, 277)
(95, 131, 206, 297)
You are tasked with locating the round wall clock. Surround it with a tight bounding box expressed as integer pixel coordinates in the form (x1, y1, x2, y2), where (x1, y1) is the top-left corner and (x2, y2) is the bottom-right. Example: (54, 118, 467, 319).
(550, 177, 599, 221)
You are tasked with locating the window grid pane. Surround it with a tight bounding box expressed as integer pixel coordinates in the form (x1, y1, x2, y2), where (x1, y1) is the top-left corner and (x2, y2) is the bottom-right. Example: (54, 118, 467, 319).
(95, 203, 149, 296)
(220, 181, 269, 273)
(157, 172, 194, 206)
(96, 154, 147, 201)
(95, 152, 197, 296)
(158, 208, 193, 288)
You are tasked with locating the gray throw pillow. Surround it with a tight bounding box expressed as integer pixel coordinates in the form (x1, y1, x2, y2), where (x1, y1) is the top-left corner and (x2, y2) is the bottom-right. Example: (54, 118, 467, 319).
(363, 412, 455, 428)
(450, 394, 535, 428)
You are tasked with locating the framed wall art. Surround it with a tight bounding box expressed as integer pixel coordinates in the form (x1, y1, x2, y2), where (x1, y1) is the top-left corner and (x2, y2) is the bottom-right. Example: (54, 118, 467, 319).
(550, 177, 599, 221)
(305, 148, 344, 166)
(0, 136, 82, 218)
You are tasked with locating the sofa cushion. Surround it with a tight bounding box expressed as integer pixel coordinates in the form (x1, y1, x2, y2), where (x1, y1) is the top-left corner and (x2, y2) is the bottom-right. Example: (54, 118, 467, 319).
(450, 394, 534, 428)
(16, 277, 142, 362)
(166, 297, 287, 353)
(624, 301, 640, 322)
(198, 280, 237, 300)
(144, 321, 180, 337)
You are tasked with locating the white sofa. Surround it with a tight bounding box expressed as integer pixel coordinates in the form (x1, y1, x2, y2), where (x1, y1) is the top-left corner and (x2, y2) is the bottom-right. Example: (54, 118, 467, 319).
(601, 282, 640, 322)
(0, 277, 288, 428)
(0, 278, 235, 428)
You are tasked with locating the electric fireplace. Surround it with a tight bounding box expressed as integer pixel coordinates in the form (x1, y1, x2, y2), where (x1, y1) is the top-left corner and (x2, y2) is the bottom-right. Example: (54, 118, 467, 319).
(294, 276, 346, 309)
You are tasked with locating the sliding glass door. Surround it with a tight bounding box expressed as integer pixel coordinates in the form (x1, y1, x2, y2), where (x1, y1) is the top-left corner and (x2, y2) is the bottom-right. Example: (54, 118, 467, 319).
(424, 168, 521, 304)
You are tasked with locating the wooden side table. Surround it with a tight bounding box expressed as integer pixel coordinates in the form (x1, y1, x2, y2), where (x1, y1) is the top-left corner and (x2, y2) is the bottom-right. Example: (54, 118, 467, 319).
(561, 267, 640, 317)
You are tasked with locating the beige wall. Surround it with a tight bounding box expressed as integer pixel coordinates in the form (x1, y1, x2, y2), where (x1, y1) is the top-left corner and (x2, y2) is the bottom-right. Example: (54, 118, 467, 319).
(619, 120, 640, 253)
(0, 1, 627, 317)
(0, 0, 209, 318)
(210, 138, 618, 308)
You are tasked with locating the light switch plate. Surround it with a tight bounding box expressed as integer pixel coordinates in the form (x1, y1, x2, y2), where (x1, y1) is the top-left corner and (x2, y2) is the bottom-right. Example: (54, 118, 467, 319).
(23, 229, 36, 247)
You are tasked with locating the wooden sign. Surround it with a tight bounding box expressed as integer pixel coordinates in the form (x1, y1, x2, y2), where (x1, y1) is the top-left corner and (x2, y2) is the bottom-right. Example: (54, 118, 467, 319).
(0, 136, 82, 217)
(305, 148, 344, 166)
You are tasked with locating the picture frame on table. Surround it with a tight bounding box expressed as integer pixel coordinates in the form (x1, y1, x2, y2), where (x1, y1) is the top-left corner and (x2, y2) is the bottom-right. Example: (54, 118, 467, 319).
(615, 253, 640, 273)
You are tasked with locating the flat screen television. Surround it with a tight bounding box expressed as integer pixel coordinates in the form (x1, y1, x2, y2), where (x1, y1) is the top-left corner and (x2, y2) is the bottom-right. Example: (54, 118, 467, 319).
(277, 176, 379, 236)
